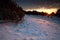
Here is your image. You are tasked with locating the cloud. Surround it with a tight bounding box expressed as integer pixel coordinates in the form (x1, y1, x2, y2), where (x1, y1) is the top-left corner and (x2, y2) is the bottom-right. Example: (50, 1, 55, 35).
(15, 0, 60, 9)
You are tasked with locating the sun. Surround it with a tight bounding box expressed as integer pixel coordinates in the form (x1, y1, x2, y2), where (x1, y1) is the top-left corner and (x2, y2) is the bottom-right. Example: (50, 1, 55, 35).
(36, 8, 57, 14)
(25, 8, 57, 14)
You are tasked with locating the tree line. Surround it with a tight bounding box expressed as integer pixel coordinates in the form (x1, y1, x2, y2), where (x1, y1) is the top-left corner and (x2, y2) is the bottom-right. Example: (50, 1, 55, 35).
(25, 9, 60, 18)
(0, 0, 25, 23)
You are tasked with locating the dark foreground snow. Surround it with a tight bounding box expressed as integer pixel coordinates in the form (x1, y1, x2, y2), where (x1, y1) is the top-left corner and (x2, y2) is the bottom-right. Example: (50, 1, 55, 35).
(0, 15, 60, 40)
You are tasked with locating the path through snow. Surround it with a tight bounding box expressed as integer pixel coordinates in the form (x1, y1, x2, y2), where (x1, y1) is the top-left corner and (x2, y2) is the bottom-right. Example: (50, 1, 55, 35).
(0, 15, 60, 40)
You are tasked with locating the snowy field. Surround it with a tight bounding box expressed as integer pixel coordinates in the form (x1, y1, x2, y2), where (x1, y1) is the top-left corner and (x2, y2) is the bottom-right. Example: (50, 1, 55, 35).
(0, 15, 60, 40)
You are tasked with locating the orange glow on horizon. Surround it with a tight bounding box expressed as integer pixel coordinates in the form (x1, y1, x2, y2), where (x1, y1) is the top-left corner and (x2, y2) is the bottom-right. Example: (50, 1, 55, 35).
(25, 8, 57, 14)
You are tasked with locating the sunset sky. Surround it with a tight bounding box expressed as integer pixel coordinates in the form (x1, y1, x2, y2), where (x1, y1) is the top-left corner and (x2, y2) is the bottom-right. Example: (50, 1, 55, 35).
(15, 0, 60, 14)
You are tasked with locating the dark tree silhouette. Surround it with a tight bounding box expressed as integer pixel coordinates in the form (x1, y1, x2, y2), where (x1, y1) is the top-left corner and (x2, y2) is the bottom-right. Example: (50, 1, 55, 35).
(25, 11, 48, 16)
(0, 0, 25, 23)
(56, 9, 60, 17)
(25, 10, 60, 18)
(49, 12, 56, 18)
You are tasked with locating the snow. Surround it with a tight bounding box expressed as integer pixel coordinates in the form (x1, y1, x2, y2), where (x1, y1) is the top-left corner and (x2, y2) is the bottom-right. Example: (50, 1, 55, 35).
(0, 15, 60, 40)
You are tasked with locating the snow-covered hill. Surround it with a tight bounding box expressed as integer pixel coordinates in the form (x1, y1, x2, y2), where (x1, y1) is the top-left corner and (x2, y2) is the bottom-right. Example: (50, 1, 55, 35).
(0, 15, 60, 40)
